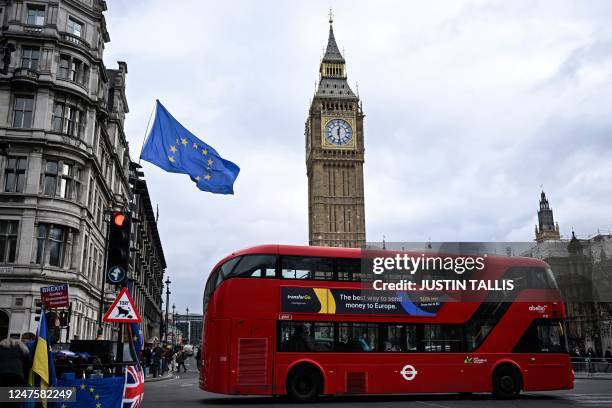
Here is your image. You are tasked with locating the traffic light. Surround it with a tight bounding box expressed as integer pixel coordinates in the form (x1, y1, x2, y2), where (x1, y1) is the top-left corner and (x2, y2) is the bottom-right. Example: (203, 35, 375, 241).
(106, 210, 131, 285)
(58, 310, 69, 327)
(34, 299, 42, 321)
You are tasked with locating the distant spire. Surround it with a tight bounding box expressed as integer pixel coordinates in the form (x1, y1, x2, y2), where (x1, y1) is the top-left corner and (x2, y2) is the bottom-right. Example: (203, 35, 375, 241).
(328, 8, 334, 24)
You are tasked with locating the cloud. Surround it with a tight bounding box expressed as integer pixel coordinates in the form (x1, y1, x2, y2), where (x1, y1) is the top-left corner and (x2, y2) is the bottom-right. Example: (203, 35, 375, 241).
(104, 0, 612, 311)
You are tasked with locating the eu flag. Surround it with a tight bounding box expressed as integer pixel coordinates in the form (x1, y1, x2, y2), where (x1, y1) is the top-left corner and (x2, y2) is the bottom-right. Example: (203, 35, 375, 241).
(53, 376, 125, 408)
(140, 100, 240, 194)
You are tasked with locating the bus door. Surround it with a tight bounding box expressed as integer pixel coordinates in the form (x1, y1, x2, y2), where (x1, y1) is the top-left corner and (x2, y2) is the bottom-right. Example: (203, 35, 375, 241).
(205, 318, 231, 393)
(515, 319, 569, 391)
(229, 319, 275, 395)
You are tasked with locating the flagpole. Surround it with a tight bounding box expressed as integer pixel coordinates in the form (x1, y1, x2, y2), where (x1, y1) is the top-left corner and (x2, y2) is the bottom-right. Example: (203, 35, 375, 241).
(138, 101, 156, 165)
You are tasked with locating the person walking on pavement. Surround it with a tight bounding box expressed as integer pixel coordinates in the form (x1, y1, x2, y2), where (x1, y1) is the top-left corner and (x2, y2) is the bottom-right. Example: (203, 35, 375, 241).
(586, 347, 595, 377)
(141, 345, 152, 377)
(605, 346, 612, 373)
(195, 346, 202, 372)
(176, 349, 187, 372)
(152, 344, 163, 378)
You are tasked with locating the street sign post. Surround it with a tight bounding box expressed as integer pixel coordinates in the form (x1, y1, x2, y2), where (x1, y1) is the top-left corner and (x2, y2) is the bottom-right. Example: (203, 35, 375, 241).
(40, 284, 69, 308)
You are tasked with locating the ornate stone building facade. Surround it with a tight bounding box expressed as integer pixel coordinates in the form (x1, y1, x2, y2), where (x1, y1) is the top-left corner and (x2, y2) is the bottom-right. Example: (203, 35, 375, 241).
(525, 192, 612, 355)
(0, 0, 165, 341)
(306, 15, 366, 248)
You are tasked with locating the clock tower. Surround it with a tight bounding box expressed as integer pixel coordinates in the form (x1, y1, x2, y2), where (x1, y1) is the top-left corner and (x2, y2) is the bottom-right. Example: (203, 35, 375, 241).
(306, 13, 366, 248)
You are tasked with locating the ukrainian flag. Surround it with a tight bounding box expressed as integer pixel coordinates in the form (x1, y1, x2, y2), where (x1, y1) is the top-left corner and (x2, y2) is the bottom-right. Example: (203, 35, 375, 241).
(27, 309, 56, 407)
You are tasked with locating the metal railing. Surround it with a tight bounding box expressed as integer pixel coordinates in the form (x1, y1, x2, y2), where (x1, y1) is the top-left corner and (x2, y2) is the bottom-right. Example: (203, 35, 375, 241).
(571, 357, 612, 374)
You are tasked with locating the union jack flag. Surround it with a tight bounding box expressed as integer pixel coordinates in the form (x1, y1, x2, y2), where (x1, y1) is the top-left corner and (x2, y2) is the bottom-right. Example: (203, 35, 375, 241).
(123, 364, 145, 408)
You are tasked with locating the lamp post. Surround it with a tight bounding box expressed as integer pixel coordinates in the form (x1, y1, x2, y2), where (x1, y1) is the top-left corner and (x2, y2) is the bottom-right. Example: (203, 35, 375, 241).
(186, 307, 190, 345)
(164, 276, 171, 344)
(172, 303, 176, 347)
(96, 208, 114, 338)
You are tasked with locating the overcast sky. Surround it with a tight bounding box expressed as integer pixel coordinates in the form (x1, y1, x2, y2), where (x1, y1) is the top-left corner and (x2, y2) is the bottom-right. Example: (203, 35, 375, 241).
(104, 0, 612, 312)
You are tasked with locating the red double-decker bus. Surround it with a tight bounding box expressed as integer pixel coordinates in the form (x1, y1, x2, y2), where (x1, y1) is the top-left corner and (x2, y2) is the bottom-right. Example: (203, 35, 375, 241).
(200, 245, 573, 401)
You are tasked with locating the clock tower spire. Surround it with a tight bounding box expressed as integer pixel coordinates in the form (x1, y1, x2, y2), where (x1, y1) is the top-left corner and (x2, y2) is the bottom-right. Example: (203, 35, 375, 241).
(306, 13, 366, 248)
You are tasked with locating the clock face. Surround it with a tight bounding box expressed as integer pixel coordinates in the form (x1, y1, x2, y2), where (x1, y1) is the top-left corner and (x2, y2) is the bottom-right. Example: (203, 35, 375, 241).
(325, 119, 353, 146)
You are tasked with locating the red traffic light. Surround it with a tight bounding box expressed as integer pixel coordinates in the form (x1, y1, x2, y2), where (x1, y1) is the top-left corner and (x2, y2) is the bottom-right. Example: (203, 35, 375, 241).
(113, 212, 126, 227)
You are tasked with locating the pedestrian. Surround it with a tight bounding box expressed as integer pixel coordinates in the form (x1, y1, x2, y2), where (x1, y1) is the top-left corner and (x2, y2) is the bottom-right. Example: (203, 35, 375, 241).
(586, 347, 595, 377)
(176, 350, 187, 372)
(195, 346, 202, 372)
(164, 346, 173, 373)
(0, 338, 31, 407)
(605, 346, 612, 373)
(171, 350, 177, 372)
(141, 346, 152, 377)
(154, 344, 164, 377)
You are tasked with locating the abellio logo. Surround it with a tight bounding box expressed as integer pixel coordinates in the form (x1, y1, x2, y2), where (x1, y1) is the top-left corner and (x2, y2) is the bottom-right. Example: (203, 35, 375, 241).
(529, 305, 548, 313)
(400, 364, 418, 381)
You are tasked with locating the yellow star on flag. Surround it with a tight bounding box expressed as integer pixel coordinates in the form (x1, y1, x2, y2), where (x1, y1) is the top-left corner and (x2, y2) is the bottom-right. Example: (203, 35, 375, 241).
(207, 158, 213, 167)
(170, 145, 177, 153)
(61, 404, 66, 408)
(204, 174, 212, 181)
(201, 149, 208, 155)
(89, 387, 95, 393)
(96, 403, 101, 408)
(168, 156, 175, 163)
(193, 143, 198, 149)
(195, 176, 201, 181)
(95, 394, 100, 400)
(181, 137, 188, 146)
(80, 384, 86, 390)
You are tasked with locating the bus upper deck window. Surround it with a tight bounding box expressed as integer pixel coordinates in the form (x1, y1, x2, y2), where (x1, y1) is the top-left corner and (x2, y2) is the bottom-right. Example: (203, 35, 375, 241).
(229, 254, 277, 278)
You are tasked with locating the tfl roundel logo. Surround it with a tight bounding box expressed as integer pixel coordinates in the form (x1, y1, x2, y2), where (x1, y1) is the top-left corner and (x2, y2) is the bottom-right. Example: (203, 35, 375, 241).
(400, 364, 418, 381)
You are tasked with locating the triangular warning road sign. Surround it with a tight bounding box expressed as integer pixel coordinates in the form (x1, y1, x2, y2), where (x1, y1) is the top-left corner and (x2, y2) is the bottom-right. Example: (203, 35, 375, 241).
(103, 287, 142, 323)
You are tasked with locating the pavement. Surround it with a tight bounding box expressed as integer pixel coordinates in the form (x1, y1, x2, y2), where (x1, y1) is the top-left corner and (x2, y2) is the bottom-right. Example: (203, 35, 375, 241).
(143, 357, 612, 407)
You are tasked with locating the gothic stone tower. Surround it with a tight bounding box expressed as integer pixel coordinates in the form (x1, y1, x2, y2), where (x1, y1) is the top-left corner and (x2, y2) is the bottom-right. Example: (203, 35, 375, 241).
(306, 15, 366, 248)
(535, 190, 561, 242)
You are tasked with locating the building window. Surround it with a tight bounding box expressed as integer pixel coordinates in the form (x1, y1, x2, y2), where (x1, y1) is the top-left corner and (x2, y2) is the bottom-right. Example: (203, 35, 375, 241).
(67, 17, 83, 37)
(43, 160, 58, 195)
(21, 47, 40, 70)
(12, 96, 34, 128)
(87, 177, 94, 208)
(36, 224, 69, 267)
(57, 55, 88, 86)
(91, 246, 98, 284)
(59, 163, 80, 200)
(58, 55, 70, 79)
(4, 157, 27, 193)
(0, 220, 19, 263)
(52, 102, 85, 137)
(42, 159, 81, 200)
(15, 297, 24, 306)
(26, 5, 45, 26)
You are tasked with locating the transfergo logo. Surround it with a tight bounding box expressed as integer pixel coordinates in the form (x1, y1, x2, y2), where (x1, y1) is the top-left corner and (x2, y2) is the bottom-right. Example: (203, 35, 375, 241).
(529, 305, 548, 313)
(287, 294, 311, 300)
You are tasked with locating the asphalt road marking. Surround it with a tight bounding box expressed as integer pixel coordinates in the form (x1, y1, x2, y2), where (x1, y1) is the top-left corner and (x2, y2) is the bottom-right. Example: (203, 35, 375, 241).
(416, 401, 453, 408)
(566, 394, 612, 405)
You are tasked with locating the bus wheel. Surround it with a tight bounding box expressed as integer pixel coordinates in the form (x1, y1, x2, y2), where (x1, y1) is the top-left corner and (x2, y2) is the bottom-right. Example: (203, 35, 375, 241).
(286, 365, 322, 403)
(492, 365, 522, 399)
